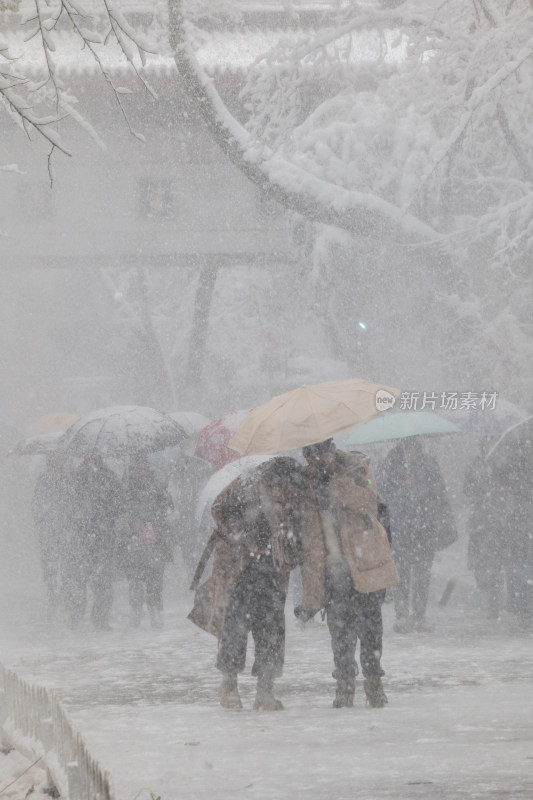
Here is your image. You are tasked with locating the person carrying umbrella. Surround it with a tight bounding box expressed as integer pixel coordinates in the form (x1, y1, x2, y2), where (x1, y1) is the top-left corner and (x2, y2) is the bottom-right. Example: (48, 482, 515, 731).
(31, 450, 70, 620)
(297, 438, 398, 709)
(62, 454, 125, 630)
(117, 454, 177, 629)
(188, 457, 304, 711)
(376, 437, 457, 634)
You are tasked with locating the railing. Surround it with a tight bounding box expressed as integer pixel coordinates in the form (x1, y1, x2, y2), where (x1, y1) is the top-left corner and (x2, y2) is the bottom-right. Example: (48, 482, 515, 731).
(0, 665, 114, 800)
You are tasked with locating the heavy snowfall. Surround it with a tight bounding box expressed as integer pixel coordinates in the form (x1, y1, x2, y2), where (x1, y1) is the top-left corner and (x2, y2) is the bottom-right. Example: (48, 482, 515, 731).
(1, 1, 533, 799)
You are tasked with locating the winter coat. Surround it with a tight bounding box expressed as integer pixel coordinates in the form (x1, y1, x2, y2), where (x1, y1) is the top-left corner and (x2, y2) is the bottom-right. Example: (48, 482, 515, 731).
(298, 450, 398, 613)
(376, 443, 457, 557)
(32, 458, 71, 552)
(117, 474, 176, 576)
(188, 464, 300, 639)
(492, 452, 533, 567)
(464, 456, 506, 573)
(68, 459, 124, 560)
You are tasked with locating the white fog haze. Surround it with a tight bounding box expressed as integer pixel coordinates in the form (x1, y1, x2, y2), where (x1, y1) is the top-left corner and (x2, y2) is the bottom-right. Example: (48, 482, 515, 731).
(1, 1, 533, 798)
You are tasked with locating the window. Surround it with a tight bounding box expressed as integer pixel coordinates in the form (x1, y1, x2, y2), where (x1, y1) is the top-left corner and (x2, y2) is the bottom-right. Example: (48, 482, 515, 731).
(138, 178, 174, 218)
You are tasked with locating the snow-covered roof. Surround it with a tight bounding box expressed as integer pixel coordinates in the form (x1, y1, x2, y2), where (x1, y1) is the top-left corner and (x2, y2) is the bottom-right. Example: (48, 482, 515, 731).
(1, 26, 405, 79)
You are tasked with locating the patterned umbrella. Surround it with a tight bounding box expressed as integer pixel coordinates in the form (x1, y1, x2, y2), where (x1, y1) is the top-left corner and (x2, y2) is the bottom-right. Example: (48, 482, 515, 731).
(56, 406, 187, 460)
(11, 431, 64, 456)
(194, 409, 251, 468)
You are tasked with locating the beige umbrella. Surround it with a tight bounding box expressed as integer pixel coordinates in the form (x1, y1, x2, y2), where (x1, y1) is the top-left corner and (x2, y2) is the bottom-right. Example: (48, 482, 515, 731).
(37, 412, 79, 433)
(228, 378, 400, 456)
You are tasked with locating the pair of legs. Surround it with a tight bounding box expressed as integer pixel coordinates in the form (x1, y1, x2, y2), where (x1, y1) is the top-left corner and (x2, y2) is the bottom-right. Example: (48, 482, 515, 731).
(62, 551, 114, 630)
(217, 556, 287, 710)
(324, 562, 387, 708)
(40, 547, 61, 622)
(127, 560, 166, 628)
(392, 544, 435, 632)
(474, 562, 505, 619)
(504, 559, 533, 625)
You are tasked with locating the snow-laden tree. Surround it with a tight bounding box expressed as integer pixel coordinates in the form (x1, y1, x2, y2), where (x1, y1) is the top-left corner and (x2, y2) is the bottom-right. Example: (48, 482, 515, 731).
(4, 0, 533, 403)
(170, 0, 533, 397)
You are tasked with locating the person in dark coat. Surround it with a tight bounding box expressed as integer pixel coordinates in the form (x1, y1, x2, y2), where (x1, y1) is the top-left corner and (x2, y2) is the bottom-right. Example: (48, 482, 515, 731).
(188, 457, 304, 711)
(31, 451, 69, 620)
(118, 455, 176, 629)
(464, 445, 506, 618)
(298, 439, 397, 709)
(490, 439, 533, 626)
(62, 454, 124, 630)
(376, 437, 456, 634)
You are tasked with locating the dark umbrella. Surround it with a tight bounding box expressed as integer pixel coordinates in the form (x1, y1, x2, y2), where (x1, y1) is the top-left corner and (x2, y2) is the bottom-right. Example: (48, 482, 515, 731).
(10, 431, 64, 456)
(56, 406, 188, 460)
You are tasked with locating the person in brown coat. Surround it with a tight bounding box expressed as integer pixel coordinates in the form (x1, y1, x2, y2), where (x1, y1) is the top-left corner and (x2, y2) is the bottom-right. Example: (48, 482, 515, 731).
(188, 457, 304, 711)
(298, 439, 398, 709)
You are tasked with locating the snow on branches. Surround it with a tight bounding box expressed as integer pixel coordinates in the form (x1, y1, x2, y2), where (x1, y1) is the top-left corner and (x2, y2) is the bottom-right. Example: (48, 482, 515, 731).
(0, 0, 161, 165)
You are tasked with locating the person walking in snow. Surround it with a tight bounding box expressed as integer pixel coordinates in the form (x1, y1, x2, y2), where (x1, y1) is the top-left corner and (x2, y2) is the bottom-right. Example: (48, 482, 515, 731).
(376, 437, 456, 634)
(188, 457, 304, 711)
(31, 451, 70, 620)
(464, 444, 507, 619)
(297, 439, 397, 709)
(489, 439, 533, 626)
(62, 454, 124, 630)
(117, 455, 176, 629)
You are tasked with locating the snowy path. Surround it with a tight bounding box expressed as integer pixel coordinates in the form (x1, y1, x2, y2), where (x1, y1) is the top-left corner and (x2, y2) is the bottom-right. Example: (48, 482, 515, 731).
(1, 559, 533, 800)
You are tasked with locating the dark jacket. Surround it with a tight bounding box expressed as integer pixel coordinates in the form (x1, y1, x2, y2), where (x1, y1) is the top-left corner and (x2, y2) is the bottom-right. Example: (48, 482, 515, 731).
(68, 458, 124, 557)
(117, 466, 176, 573)
(376, 443, 456, 555)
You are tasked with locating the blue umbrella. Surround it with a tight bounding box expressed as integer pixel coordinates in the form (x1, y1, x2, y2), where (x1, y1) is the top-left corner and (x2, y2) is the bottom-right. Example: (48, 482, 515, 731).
(341, 411, 460, 447)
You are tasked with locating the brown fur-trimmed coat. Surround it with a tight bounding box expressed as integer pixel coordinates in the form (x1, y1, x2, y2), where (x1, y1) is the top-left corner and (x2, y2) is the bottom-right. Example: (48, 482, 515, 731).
(299, 450, 398, 612)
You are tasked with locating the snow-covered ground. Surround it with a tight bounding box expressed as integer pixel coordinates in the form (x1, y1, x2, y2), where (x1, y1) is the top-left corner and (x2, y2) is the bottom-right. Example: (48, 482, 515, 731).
(0, 746, 51, 800)
(1, 546, 533, 800)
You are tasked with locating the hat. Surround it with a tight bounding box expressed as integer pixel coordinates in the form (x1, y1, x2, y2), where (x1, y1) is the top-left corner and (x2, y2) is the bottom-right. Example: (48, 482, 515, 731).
(261, 457, 304, 490)
(302, 438, 336, 460)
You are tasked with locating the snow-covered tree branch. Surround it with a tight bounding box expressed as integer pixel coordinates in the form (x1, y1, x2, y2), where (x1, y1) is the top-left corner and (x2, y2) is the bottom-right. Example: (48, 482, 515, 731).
(0, 0, 158, 163)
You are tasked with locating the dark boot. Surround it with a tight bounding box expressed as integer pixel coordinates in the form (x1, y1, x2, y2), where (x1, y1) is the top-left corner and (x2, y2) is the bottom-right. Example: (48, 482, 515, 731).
(219, 673, 242, 710)
(364, 675, 388, 708)
(149, 608, 163, 629)
(129, 605, 142, 628)
(254, 677, 283, 711)
(333, 679, 355, 708)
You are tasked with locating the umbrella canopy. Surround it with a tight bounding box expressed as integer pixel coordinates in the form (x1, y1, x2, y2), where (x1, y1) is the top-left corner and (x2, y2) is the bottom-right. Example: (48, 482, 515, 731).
(166, 411, 211, 437)
(486, 414, 533, 466)
(341, 411, 460, 447)
(228, 378, 399, 457)
(56, 406, 188, 460)
(11, 431, 64, 456)
(438, 398, 527, 438)
(194, 408, 251, 468)
(194, 454, 272, 533)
